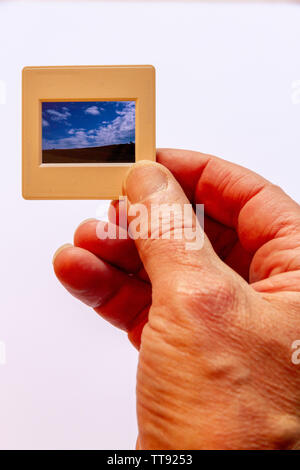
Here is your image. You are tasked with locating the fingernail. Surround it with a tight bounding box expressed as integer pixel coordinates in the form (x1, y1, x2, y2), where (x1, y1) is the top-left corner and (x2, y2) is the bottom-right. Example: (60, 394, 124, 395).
(124, 161, 168, 203)
(52, 243, 73, 264)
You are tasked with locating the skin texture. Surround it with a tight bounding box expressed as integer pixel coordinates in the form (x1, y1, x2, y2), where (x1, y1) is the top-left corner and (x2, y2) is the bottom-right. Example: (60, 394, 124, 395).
(53, 149, 300, 450)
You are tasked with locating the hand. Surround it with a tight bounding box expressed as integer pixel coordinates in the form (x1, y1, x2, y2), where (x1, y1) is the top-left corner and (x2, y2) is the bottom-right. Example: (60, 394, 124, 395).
(53, 149, 300, 450)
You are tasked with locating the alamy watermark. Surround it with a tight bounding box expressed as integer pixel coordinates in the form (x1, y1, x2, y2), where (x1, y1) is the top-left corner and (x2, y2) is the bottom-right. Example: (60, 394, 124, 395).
(0, 341, 6, 365)
(96, 197, 204, 251)
(291, 340, 300, 365)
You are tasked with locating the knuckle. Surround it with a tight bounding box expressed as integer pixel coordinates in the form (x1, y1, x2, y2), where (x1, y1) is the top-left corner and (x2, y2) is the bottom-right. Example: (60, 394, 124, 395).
(157, 270, 239, 326)
(200, 277, 237, 311)
(177, 272, 237, 311)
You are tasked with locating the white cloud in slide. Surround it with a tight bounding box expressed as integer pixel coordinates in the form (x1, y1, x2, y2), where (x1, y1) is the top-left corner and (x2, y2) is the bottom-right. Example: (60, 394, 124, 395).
(85, 105, 100, 116)
(46, 101, 135, 149)
(47, 108, 71, 121)
(42, 119, 49, 127)
(92, 101, 135, 145)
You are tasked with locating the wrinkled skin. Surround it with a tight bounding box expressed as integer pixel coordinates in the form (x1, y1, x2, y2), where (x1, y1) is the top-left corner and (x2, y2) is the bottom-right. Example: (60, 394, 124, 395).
(53, 149, 300, 450)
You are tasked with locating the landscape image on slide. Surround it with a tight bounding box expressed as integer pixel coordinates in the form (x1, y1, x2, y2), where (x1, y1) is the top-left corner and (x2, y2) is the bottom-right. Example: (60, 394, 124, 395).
(42, 101, 135, 164)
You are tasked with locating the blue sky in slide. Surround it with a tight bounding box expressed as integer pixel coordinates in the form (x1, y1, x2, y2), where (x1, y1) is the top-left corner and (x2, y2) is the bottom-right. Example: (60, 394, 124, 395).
(42, 101, 135, 150)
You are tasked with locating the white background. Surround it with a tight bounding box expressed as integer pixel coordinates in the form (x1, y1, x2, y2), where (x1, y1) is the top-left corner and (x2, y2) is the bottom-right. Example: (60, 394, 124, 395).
(0, 0, 299, 450)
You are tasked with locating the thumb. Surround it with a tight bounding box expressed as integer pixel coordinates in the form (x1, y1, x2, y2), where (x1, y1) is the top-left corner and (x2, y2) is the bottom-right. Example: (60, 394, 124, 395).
(123, 160, 218, 284)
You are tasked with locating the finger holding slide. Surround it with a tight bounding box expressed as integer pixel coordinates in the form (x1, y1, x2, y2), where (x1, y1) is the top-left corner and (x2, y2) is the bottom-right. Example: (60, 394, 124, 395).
(122, 161, 224, 287)
(110, 186, 251, 281)
(74, 218, 142, 274)
(108, 202, 150, 282)
(53, 245, 151, 348)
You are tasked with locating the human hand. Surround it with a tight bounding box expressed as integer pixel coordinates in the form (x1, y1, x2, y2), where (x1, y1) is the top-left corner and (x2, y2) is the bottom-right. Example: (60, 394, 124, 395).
(53, 149, 300, 449)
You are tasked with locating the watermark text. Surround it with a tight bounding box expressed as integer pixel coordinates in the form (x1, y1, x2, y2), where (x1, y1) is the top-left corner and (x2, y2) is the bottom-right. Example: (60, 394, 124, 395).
(96, 198, 204, 251)
(291, 340, 300, 365)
